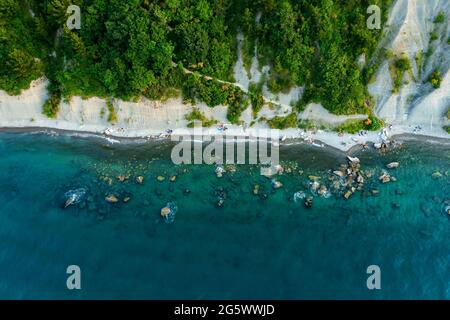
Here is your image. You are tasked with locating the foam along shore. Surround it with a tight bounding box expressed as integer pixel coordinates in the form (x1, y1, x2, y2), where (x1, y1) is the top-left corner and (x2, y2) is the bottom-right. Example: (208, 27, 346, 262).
(0, 78, 448, 153)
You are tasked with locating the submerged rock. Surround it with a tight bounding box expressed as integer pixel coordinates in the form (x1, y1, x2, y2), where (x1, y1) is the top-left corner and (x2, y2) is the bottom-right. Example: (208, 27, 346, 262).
(170, 175, 177, 182)
(391, 202, 400, 209)
(260, 193, 269, 200)
(432, 171, 443, 179)
(157, 176, 165, 182)
(293, 191, 306, 203)
(253, 184, 260, 195)
(216, 198, 225, 208)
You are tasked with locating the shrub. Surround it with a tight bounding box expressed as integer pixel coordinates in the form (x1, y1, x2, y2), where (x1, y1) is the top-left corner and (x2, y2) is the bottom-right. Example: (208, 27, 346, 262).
(226, 87, 249, 124)
(185, 107, 218, 128)
(429, 71, 442, 88)
(42, 93, 61, 118)
(391, 56, 412, 93)
(364, 115, 384, 131)
(267, 113, 298, 129)
(335, 120, 365, 134)
(434, 11, 445, 24)
(430, 32, 438, 41)
(106, 99, 118, 124)
(249, 83, 265, 118)
(394, 57, 411, 71)
(335, 115, 383, 134)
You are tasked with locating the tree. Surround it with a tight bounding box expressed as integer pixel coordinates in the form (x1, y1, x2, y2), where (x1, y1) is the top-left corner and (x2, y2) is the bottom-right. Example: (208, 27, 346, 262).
(7, 49, 40, 77)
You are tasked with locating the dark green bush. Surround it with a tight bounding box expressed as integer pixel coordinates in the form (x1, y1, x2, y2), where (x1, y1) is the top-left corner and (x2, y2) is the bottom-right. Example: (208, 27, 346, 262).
(267, 113, 298, 129)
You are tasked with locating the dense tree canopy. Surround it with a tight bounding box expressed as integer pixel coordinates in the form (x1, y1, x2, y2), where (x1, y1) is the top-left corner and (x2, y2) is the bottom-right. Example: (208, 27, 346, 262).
(0, 0, 392, 119)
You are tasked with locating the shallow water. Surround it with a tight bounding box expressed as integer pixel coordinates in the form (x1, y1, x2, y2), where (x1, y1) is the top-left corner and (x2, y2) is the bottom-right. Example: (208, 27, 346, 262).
(0, 132, 448, 299)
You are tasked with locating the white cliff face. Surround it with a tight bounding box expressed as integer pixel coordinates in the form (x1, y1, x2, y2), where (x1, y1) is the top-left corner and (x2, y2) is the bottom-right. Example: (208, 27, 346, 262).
(369, 0, 450, 130)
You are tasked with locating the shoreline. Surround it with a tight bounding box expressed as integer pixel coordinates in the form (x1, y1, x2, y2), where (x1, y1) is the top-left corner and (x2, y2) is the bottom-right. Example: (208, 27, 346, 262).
(0, 78, 448, 154)
(1, 125, 449, 155)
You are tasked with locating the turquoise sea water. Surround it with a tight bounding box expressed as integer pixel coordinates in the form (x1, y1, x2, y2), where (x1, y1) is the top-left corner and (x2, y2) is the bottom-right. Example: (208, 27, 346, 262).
(0, 132, 448, 299)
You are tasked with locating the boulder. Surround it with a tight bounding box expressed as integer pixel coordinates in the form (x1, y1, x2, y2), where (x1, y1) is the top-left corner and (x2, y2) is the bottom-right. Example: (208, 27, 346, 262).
(105, 195, 119, 203)
(318, 185, 328, 196)
(157, 176, 165, 182)
(310, 181, 320, 192)
(117, 175, 128, 182)
(386, 162, 399, 169)
(347, 156, 360, 164)
(161, 207, 171, 217)
(304, 196, 313, 208)
(379, 172, 391, 183)
(272, 180, 283, 189)
(136, 176, 144, 184)
(333, 170, 346, 177)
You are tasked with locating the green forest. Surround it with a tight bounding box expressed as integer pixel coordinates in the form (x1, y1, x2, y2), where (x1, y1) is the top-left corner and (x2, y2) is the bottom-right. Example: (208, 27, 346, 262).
(0, 0, 392, 123)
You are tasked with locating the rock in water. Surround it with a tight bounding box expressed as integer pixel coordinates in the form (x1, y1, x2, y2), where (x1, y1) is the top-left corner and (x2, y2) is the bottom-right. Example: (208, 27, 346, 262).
(170, 175, 177, 182)
(105, 195, 119, 203)
(215, 166, 225, 178)
(379, 172, 391, 183)
(343, 190, 353, 200)
(161, 207, 171, 217)
(161, 202, 177, 223)
(136, 176, 144, 184)
(117, 175, 127, 182)
(347, 156, 360, 164)
(304, 196, 313, 208)
(157, 176, 165, 182)
(333, 170, 346, 177)
(63, 188, 87, 208)
(386, 162, 399, 169)
(271, 180, 283, 189)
